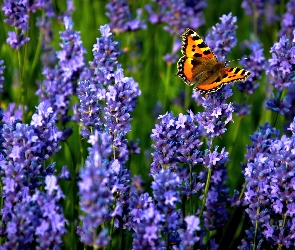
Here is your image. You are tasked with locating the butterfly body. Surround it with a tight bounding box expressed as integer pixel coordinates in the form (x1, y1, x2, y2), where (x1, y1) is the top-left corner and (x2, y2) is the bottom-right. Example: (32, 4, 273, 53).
(176, 28, 251, 95)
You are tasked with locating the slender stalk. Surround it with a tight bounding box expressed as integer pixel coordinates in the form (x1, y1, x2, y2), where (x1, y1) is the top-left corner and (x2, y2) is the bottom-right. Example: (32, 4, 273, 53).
(252, 205, 260, 250)
(199, 167, 212, 219)
(189, 163, 193, 214)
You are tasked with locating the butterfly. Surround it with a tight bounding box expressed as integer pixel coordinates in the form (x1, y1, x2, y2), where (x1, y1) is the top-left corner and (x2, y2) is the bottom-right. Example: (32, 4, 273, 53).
(176, 28, 251, 95)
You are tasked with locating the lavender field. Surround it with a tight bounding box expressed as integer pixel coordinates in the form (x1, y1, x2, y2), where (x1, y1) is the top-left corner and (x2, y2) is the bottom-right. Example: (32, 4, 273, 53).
(0, 0, 295, 249)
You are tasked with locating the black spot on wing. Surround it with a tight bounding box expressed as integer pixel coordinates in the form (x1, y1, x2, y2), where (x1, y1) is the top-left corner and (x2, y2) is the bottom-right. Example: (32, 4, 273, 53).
(203, 50, 211, 55)
(193, 53, 202, 57)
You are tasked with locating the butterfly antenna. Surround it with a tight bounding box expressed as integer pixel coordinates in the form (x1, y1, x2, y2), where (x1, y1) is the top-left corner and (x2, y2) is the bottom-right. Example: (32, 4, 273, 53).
(225, 58, 250, 64)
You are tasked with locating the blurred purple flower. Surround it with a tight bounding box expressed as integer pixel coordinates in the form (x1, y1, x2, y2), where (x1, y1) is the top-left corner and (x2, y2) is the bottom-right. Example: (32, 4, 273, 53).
(146, 0, 207, 36)
(242, 122, 295, 247)
(241, 0, 279, 26)
(279, 0, 295, 37)
(233, 102, 252, 117)
(205, 12, 237, 61)
(178, 215, 200, 248)
(0, 60, 5, 94)
(237, 41, 265, 94)
(106, 1, 146, 32)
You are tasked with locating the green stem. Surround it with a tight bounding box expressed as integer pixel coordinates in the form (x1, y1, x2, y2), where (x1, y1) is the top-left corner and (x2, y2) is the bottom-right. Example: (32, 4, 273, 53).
(252, 206, 260, 250)
(199, 167, 212, 219)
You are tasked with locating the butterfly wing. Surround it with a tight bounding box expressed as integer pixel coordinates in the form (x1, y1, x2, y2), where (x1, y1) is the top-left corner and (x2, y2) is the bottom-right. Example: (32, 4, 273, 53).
(180, 28, 217, 60)
(176, 28, 218, 86)
(194, 66, 251, 95)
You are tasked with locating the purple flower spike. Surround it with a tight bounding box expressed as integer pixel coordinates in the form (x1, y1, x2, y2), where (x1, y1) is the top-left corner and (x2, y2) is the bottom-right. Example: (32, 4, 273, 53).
(0, 60, 5, 94)
(151, 111, 203, 177)
(178, 215, 200, 248)
(198, 147, 230, 230)
(106, 0, 146, 32)
(196, 89, 234, 139)
(243, 122, 295, 247)
(279, 0, 295, 37)
(77, 80, 102, 139)
(90, 24, 121, 87)
(78, 131, 115, 247)
(267, 34, 295, 91)
(104, 67, 141, 163)
(205, 12, 237, 61)
(145, 0, 207, 36)
(237, 42, 265, 95)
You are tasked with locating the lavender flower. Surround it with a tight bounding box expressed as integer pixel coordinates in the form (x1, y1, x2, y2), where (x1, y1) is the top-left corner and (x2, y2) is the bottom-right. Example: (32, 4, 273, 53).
(78, 131, 115, 247)
(205, 12, 237, 61)
(90, 24, 121, 87)
(195, 88, 234, 139)
(237, 41, 265, 94)
(178, 215, 201, 248)
(131, 193, 164, 249)
(233, 102, 252, 117)
(145, 0, 207, 36)
(2, 0, 30, 48)
(1, 102, 65, 248)
(106, 0, 146, 32)
(0, 60, 5, 94)
(152, 169, 181, 241)
(266, 32, 295, 114)
(77, 80, 102, 138)
(2, 103, 24, 123)
(150, 111, 203, 178)
(280, 0, 295, 37)
(242, 122, 295, 247)
(241, 0, 279, 26)
(198, 147, 230, 230)
(37, 16, 86, 123)
(104, 66, 141, 163)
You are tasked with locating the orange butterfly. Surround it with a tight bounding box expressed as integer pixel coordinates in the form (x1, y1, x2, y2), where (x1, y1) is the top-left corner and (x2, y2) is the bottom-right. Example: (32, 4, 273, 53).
(176, 28, 251, 95)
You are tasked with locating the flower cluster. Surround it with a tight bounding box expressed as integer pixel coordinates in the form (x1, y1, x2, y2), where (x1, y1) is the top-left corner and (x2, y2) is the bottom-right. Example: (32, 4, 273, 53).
(104, 67, 141, 163)
(145, 0, 207, 35)
(78, 131, 114, 247)
(279, 0, 295, 37)
(77, 80, 102, 138)
(89, 24, 121, 88)
(106, 0, 146, 32)
(150, 111, 203, 178)
(1, 101, 66, 248)
(0, 60, 5, 94)
(195, 89, 234, 139)
(238, 42, 265, 95)
(37, 16, 86, 124)
(266, 32, 295, 114)
(242, 121, 295, 247)
(205, 12, 237, 61)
